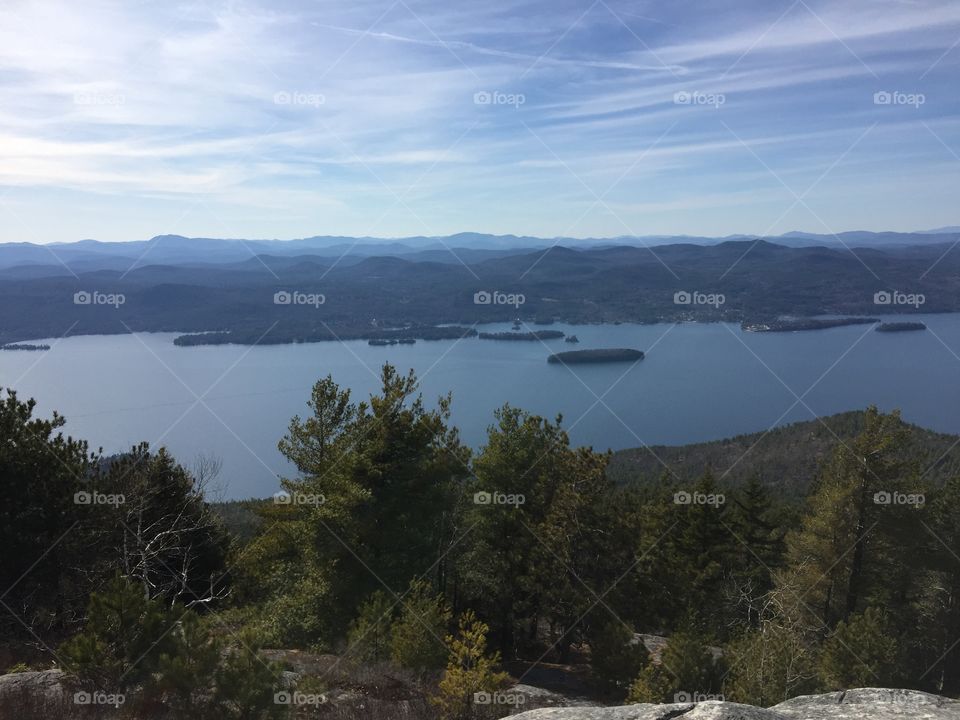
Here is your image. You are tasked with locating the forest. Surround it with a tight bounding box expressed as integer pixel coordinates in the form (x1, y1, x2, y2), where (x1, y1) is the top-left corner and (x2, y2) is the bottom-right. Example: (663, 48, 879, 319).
(1, 366, 958, 718)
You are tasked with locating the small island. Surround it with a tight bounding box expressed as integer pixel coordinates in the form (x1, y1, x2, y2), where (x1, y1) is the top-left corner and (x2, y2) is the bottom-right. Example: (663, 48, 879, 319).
(478, 331, 565, 341)
(1, 343, 51, 351)
(368, 338, 416, 346)
(565, 335, 580, 343)
(548, 348, 644, 364)
(743, 317, 879, 332)
(876, 321, 927, 333)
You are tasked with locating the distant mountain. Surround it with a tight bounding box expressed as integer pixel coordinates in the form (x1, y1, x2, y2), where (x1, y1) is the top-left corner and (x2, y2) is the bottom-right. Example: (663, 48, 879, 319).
(1, 229, 958, 276)
(1, 237, 958, 346)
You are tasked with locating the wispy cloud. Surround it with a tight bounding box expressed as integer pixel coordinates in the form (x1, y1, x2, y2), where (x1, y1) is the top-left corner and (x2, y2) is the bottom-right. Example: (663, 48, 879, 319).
(0, 0, 958, 241)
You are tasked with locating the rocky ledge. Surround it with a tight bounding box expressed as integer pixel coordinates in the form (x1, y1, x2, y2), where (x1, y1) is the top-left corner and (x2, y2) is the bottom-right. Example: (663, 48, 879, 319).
(510, 689, 960, 720)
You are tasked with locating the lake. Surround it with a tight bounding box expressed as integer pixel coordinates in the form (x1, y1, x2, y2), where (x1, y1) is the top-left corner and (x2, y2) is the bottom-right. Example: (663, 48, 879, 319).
(3, 316, 959, 499)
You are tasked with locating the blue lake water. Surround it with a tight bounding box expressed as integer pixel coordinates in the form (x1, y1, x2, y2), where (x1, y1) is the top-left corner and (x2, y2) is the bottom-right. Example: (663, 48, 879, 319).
(2, 316, 959, 499)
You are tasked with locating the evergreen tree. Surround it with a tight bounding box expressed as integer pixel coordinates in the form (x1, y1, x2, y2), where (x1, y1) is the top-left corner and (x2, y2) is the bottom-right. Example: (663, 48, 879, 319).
(818, 607, 899, 689)
(432, 611, 509, 720)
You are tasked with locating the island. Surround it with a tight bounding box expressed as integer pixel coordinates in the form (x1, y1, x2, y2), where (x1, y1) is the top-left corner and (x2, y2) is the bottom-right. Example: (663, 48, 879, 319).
(478, 331, 565, 341)
(368, 338, 417, 346)
(876, 321, 927, 332)
(565, 335, 580, 343)
(1, 343, 51, 351)
(548, 348, 644, 364)
(742, 317, 879, 332)
(174, 325, 476, 346)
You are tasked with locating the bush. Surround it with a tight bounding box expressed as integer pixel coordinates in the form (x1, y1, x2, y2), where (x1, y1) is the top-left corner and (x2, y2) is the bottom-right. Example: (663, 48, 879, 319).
(346, 591, 395, 663)
(588, 621, 648, 699)
(391, 580, 451, 673)
(432, 611, 509, 720)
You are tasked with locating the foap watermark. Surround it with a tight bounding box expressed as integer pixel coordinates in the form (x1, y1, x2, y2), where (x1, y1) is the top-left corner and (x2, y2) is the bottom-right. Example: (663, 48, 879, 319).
(274, 290, 325, 308)
(74, 691, 125, 707)
(273, 91, 325, 108)
(874, 90, 925, 108)
(674, 691, 724, 703)
(474, 290, 525, 308)
(473, 691, 526, 707)
(474, 490, 525, 507)
(74, 490, 125, 507)
(674, 90, 725, 108)
(274, 691, 327, 706)
(874, 490, 925, 507)
(74, 290, 125, 308)
(874, 290, 924, 308)
(674, 290, 725, 308)
(273, 490, 325, 506)
(74, 91, 125, 107)
(674, 490, 725, 507)
(474, 90, 525, 108)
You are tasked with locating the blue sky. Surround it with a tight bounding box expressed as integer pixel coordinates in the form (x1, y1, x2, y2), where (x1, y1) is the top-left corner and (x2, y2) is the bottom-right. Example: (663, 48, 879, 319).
(0, 0, 958, 243)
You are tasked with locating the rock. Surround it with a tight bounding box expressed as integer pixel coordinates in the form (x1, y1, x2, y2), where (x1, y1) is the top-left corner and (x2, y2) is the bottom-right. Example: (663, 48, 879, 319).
(507, 688, 960, 720)
(0, 670, 78, 719)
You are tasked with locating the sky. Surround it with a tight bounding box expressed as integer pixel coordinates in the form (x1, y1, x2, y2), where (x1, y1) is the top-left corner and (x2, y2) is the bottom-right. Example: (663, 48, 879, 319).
(0, 0, 959, 243)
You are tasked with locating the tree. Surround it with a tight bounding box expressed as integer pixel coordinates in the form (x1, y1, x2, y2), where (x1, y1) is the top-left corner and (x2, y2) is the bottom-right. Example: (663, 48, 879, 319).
(785, 408, 919, 630)
(97, 445, 231, 608)
(457, 406, 614, 659)
(432, 611, 509, 720)
(346, 591, 395, 663)
(275, 365, 469, 637)
(390, 579, 452, 673)
(818, 607, 899, 689)
(60, 574, 178, 689)
(0, 389, 98, 641)
(587, 620, 648, 699)
(627, 627, 720, 703)
(723, 573, 821, 706)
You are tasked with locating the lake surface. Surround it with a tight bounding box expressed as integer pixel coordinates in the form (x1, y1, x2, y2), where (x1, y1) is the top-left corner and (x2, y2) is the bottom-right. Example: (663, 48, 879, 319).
(3, 316, 960, 499)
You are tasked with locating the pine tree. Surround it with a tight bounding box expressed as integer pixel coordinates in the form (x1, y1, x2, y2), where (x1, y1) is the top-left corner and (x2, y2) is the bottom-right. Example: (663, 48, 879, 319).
(818, 606, 899, 689)
(432, 611, 509, 720)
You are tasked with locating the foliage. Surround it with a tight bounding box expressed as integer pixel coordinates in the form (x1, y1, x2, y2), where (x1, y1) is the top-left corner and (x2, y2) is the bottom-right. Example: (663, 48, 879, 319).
(432, 611, 509, 720)
(346, 591, 395, 664)
(818, 607, 899, 689)
(587, 621, 648, 699)
(390, 579, 452, 673)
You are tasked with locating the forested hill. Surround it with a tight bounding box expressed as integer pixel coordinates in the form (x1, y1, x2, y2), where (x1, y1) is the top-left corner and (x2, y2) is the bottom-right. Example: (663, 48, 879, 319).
(608, 411, 960, 496)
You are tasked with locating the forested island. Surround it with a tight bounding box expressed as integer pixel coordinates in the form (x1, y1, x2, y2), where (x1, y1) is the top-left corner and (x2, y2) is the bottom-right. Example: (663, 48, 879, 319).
(548, 348, 644, 364)
(742, 317, 879, 332)
(876, 321, 927, 332)
(478, 330, 565, 341)
(0, 343, 50, 351)
(173, 325, 477, 346)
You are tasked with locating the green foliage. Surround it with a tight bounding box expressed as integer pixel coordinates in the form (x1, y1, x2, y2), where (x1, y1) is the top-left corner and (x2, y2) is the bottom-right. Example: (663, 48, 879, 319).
(724, 621, 818, 706)
(390, 580, 452, 673)
(0, 389, 97, 640)
(265, 365, 469, 642)
(627, 663, 674, 704)
(346, 591, 395, 663)
(587, 621, 649, 699)
(60, 574, 177, 689)
(62, 575, 284, 718)
(456, 405, 614, 659)
(818, 607, 899, 689)
(432, 611, 509, 720)
(786, 407, 922, 630)
(627, 627, 721, 704)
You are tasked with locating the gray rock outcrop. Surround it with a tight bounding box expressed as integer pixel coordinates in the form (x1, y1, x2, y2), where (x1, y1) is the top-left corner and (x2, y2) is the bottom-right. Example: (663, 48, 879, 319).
(508, 688, 960, 719)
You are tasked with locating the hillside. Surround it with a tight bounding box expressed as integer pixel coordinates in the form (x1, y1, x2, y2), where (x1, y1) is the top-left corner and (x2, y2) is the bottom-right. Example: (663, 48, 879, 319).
(608, 411, 960, 496)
